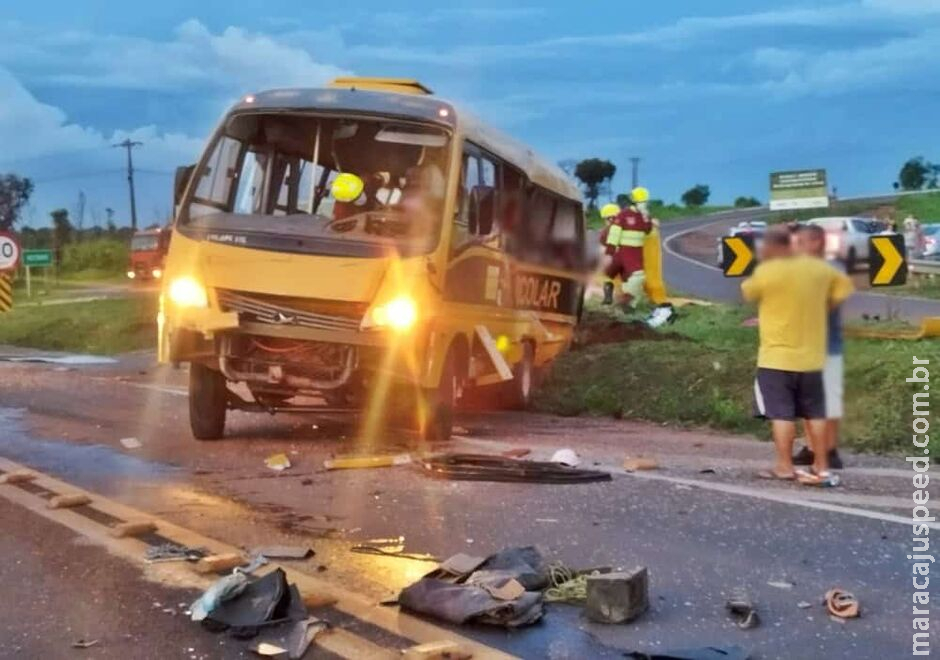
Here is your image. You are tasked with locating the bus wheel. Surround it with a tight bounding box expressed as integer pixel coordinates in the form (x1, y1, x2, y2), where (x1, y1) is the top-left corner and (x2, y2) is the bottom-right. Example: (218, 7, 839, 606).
(189, 362, 227, 440)
(420, 349, 457, 442)
(504, 342, 535, 410)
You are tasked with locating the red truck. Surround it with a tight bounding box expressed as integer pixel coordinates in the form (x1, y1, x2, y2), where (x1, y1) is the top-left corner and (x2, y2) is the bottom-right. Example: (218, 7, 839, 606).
(127, 227, 170, 281)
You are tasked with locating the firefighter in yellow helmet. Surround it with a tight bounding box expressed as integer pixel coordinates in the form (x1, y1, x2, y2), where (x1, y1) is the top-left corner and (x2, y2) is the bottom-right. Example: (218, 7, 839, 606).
(598, 203, 621, 304)
(630, 186, 676, 327)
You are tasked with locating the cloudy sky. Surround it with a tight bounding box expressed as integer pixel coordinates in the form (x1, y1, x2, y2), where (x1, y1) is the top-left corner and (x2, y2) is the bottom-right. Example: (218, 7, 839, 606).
(2, 0, 938, 227)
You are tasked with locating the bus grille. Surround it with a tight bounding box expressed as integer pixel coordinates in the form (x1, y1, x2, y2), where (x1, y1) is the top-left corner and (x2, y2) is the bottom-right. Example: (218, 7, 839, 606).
(217, 290, 362, 333)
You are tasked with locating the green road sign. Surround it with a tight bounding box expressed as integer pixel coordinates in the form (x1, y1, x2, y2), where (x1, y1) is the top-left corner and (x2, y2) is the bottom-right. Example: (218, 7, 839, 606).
(22, 249, 54, 267)
(769, 169, 830, 211)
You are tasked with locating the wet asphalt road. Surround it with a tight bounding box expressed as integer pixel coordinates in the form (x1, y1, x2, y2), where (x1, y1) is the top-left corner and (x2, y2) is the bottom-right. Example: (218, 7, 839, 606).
(0, 353, 923, 659)
(660, 210, 940, 322)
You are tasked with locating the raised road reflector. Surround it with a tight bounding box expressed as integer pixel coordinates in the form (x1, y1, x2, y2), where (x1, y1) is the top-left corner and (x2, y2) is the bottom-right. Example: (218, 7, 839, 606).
(721, 235, 756, 277)
(22, 249, 53, 267)
(0, 272, 12, 313)
(869, 235, 907, 287)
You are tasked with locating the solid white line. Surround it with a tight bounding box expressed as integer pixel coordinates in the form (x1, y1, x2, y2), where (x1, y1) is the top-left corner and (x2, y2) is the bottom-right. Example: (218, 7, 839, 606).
(121, 381, 187, 397)
(624, 469, 935, 529)
(661, 217, 731, 272)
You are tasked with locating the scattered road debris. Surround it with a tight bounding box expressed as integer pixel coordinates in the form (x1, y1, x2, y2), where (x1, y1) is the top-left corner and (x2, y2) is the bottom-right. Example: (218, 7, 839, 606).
(623, 458, 659, 472)
(625, 646, 749, 660)
(265, 453, 292, 471)
(403, 640, 473, 660)
(500, 448, 531, 459)
(200, 568, 307, 636)
(145, 542, 208, 563)
(420, 454, 612, 484)
(550, 448, 581, 467)
(351, 536, 439, 562)
(584, 567, 649, 624)
(285, 617, 329, 659)
(71, 639, 99, 649)
(323, 453, 411, 470)
(726, 589, 760, 629)
(825, 589, 860, 619)
(191, 571, 251, 622)
(252, 641, 288, 656)
(195, 553, 247, 575)
(119, 436, 142, 449)
(797, 601, 813, 609)
(767, 580, 795, 590)
(399, 547, 547, 627)
(544, 564, 588, 604)
(252, 546, 314, 560)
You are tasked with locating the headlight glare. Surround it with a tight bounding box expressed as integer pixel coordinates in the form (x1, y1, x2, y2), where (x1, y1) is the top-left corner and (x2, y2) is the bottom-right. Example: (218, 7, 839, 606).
(167, 277, 207, 308)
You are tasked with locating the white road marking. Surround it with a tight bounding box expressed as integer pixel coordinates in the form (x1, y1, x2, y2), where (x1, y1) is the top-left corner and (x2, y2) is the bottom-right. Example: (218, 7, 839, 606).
(624, 469, 933, 529)
(120, 381, 188, 397)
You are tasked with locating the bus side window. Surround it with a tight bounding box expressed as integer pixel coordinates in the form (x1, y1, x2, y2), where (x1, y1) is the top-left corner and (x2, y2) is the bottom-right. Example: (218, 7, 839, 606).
(469, 156, 498, 237)
(452, 153, 479, 250)
(524, 189, 556, 264)
(550, 200, 581, 269)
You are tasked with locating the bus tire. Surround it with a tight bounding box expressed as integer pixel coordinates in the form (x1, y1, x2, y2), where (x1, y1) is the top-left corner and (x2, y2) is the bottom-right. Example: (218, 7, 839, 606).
(189, 362, 227, 440)
(420, 349, 457, 442)
(504, 342, 535, 410)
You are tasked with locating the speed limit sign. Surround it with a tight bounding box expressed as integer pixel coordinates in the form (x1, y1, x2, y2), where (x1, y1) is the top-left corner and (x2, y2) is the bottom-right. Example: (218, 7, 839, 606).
(0, 231, 20, 272)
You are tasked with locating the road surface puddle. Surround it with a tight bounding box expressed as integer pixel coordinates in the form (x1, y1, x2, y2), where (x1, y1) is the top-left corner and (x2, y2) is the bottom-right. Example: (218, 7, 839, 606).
(0, 407, 178, 491)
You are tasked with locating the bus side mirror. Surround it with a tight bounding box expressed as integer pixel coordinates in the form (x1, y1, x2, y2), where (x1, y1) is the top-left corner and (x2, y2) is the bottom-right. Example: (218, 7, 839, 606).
(174, 164, 196, 207)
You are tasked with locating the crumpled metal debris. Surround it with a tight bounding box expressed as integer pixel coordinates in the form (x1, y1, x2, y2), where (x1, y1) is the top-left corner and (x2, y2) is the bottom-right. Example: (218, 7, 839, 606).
(145, 542, 208, 563)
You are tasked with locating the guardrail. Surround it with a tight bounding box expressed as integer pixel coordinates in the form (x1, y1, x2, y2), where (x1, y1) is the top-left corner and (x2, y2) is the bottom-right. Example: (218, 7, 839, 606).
(910, 259, 940, 276)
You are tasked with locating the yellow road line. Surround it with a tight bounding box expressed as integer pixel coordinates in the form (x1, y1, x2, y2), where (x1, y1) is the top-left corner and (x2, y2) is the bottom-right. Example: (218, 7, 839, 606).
(0, 457, 514, 659)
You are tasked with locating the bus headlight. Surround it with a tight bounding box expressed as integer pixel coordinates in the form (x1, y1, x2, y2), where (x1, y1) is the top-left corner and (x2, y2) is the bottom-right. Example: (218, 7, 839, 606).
(152, 268, 163, 279)
(167, 277, 208, 308)
(366, 296, 418, 331)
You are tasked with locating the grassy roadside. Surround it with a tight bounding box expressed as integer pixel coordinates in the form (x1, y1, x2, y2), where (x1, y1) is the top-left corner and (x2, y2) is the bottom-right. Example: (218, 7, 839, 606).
(0, 297, 156, 354)
(586, 204, 731, 229)
(897, 191, 940, 221)
(535, 302, 938, 456)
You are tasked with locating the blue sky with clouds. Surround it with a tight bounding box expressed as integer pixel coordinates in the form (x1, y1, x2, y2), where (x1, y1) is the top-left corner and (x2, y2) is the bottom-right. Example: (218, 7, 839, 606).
(1, 0, 938, 227)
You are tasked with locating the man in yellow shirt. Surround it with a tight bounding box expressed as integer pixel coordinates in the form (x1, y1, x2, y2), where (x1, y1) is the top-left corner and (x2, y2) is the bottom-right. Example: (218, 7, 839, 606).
(741, 227, 854, 485)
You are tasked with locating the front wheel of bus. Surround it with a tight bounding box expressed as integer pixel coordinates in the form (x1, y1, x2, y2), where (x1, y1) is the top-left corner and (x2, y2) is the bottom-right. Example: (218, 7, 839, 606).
(189, 362, 227, 440)
(420, 350, 458, 442)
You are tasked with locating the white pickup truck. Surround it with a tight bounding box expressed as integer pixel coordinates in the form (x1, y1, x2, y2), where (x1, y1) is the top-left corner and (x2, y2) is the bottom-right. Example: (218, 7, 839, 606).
(805, 216, 892, 271)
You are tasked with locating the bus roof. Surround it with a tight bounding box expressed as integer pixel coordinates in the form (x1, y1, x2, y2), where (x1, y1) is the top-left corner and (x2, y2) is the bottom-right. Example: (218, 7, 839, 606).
(233, 87, 582, 202)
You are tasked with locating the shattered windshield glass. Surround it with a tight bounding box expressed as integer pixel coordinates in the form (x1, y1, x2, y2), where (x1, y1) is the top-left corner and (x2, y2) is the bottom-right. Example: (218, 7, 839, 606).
(183, 112, 450, 256)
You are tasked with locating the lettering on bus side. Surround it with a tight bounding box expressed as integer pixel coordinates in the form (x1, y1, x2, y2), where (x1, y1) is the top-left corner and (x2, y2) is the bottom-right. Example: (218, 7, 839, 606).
(512, 272, 580, 315)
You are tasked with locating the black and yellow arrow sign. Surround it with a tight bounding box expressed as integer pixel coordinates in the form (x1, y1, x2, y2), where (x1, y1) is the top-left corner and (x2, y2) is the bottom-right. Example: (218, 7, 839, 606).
(869, 235, 907, 287)
(0, 273, 12, 313)
(721, 235, 756, 277)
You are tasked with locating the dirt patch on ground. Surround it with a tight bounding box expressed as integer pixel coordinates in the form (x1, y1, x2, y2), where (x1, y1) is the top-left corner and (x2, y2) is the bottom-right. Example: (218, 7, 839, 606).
(574, 318, 682, 347)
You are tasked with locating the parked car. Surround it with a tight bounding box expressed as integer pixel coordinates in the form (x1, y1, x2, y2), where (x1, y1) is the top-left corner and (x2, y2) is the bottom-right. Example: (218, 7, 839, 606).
(716, 221, 766, 267)
(805, 216, 891, 271)
(922, 224, 940, 257)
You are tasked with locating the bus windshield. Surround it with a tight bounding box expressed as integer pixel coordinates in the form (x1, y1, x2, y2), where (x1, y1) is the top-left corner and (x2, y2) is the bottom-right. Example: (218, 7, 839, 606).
(182, 112, 450, 257)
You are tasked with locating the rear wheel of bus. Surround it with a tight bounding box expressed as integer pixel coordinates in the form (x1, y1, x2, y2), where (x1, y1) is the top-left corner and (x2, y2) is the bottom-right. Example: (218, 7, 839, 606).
(189, 362, 227, 440)
(419, 348, 458, 442)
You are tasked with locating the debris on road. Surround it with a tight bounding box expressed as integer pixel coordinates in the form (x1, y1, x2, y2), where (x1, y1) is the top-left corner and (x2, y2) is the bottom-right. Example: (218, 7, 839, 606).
(398, 547, 547, 627)
(265, 453, 292, 471)
(623, 457, 659, 472)
(825, 588, 860, 619)
(252, 641, 288, 656)
(403, 640, 473, 660)
(500, 448, 531, 459)
(199, 568, 307, 636)
(584, 567, 649, 624)
(252, 546, 314, 560)
(767, 580, 794, 590)
(544, 564, 588, 604)
(195, 553, 247, 574)
(550, 448, 581, 467)
(191, 571, 251, 622)
(323, 453, 411, 470)
(797, 601, 813, 609)
(725, 589, 760, 629)
(71, 639, 100, 649)
(286, 617, 329, 659)
(146, 542, 208, 563)
(625, 646, 749, 660)
(119, 436, 142, 449)
(351, 536, 439, 562)
(420, 454, 612, 484)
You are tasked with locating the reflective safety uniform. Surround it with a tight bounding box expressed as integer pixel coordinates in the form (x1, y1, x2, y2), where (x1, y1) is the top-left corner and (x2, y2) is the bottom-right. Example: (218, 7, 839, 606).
(604, 208, 652, 301)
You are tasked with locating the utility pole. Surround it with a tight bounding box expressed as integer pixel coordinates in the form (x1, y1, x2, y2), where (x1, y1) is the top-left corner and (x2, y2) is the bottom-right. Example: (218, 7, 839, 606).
(629, 156, 641, 189)
(114, 139, 143, 230)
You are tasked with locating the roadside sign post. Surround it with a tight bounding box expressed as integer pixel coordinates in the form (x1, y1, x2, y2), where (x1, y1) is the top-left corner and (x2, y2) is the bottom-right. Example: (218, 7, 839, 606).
(721, 234, 756, 277)
(769, 169, 830, 212)
(21, 249, 54, 299)
(0, 231, 21, 313)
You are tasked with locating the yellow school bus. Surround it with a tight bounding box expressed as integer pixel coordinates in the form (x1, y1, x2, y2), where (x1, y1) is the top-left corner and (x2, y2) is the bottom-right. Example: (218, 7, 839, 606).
(160, 77, 589, 441)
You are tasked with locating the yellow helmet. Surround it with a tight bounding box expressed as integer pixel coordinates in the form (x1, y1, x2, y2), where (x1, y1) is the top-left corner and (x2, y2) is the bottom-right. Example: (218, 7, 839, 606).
(600, 203, 621, 219)
(331, 173, 365, 202)
(631, 187, 650, 204)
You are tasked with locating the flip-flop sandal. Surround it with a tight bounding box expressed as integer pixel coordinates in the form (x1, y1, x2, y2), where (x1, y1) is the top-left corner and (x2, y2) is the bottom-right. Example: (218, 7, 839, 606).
(757, 470, 796, 481)
(797, 470, 842, 487)
(825, 588, 859, 618)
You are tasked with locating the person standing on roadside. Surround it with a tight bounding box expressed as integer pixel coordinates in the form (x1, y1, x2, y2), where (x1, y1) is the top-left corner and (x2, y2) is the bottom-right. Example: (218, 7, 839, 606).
(793, 224, 845, 470)
(741, 226, 854, 486)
